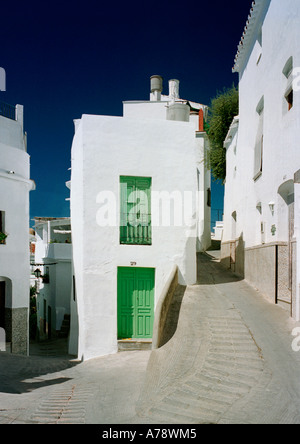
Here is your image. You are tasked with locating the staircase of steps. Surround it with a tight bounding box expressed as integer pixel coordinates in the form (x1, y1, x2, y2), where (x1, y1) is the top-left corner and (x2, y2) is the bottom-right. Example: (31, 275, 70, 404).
(58, 314, 70, 338)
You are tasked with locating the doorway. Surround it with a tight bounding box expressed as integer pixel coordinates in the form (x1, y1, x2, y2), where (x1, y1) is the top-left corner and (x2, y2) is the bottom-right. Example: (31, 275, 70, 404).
(117, 267, 155, 339)
(48, 306, 52, 339)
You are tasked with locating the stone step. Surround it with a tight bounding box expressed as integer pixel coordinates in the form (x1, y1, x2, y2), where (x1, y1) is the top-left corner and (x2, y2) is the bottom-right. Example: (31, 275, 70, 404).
(118, 339, 152, 351)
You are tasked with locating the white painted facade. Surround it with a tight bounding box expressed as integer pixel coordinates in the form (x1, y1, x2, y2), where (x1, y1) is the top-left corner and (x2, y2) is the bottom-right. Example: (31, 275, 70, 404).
(33, 217, 72, 339)
(212, 221, 224, 242)
(0, 103, 35, 354)
(69, 77, 211, 360)
(222, 0, 300, 318)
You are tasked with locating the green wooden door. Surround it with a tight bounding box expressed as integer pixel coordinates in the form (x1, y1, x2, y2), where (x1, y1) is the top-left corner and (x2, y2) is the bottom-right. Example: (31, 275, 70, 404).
(117, 267, 155, 339)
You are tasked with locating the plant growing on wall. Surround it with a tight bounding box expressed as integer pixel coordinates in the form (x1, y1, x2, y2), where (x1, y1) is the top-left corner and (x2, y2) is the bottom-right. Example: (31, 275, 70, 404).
(206, 84, 239, 182)
(0, 231, 7, 244)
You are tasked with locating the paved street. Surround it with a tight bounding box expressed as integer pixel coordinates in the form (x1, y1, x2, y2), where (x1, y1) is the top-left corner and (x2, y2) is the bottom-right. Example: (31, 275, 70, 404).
(1, 252, 300, 424)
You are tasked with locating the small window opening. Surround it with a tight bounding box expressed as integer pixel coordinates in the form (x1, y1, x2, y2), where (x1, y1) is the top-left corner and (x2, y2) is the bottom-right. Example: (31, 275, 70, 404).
(283, 57, 293, 79)
(283, 57, 294, 113)
(207, 188, 211, 208)
(286, 89, 293, 111)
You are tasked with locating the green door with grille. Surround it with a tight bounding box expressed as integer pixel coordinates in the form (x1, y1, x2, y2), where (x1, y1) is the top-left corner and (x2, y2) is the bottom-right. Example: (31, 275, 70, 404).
(117, 267, 155, 339)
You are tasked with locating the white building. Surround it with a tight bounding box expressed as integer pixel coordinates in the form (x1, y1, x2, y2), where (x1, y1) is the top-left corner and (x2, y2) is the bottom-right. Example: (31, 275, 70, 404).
(69, 76, 211, 360)
(33, 217, 72, 340)
(221, 0, 300, 319)
(212, 220, 224, 242)
(0, 102, 35, 355)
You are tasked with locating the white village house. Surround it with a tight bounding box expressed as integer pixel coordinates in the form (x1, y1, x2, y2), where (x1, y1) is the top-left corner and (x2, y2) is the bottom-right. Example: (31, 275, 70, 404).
(221, 0, 300, 319)
(69, 76, 211, 360)
(33, 217, 72, 340)
(0, 102, 35, 354)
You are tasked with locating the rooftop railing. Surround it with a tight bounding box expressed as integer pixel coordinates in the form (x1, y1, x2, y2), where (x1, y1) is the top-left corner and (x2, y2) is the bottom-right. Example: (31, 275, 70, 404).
(0, 101, 16, 121)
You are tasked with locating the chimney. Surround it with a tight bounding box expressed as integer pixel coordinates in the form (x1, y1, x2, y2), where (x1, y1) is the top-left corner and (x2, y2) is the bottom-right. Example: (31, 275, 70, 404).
(168, 79, 180, 103)
(150, 75, 163, 101)
(199, 109, 204, 132)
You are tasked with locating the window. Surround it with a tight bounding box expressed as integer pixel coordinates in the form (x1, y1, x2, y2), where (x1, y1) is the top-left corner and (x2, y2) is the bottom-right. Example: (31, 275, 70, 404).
(286, 89, 293, 111)
(207, 188, 211, 207)
(43, 266, 50, 284)
(261, 221, 265, 244)
(0, 211, 4, 232)
(283, 57, 293, 79)
(254, 97, 264, 180)
(120, 176, 152, 245)
(283, 57, 294, 112)
(257, 28, 262, 47)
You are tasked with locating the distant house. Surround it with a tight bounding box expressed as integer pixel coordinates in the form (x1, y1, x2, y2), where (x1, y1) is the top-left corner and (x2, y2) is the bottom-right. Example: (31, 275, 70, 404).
(0, 102, 35, 355)
(212, 220, 224, 242)
(69, 76, 211, 360)
(33, 217, 72, 340)
(221, 0, 300, 319)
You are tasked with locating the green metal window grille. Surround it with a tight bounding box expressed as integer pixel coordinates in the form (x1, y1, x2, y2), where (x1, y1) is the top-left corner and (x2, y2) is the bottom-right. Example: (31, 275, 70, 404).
(120, 176, 152, 245)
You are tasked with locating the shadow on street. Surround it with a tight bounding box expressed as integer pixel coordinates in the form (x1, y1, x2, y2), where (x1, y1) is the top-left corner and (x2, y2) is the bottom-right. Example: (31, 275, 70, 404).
(197, 252, 243, 285)
(0, 338, 79, 394)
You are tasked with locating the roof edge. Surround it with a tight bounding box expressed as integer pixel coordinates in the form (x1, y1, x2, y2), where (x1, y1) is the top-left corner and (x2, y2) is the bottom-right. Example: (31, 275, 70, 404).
(232, 0, 270, 74)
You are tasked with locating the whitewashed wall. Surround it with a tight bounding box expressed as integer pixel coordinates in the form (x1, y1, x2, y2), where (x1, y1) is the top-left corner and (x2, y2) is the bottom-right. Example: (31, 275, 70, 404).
(70, 103, 210, 360)
(223, 0, 300, 248)
(222, 0, 300, 318)
(0, 108, 34, 354)
(0, 113, 32, 310)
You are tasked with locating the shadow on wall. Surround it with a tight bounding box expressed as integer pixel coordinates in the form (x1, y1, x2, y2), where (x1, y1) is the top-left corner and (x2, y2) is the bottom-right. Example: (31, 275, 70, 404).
(207, 239, 221, 251)
(235, 233, 245, 278)
(158, 285, 186, 348)
(220, 233, 245, 279)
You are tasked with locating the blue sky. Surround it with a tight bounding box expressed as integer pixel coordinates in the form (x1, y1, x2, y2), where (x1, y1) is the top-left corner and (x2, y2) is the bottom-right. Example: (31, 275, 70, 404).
(0, 0, 251, 227)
